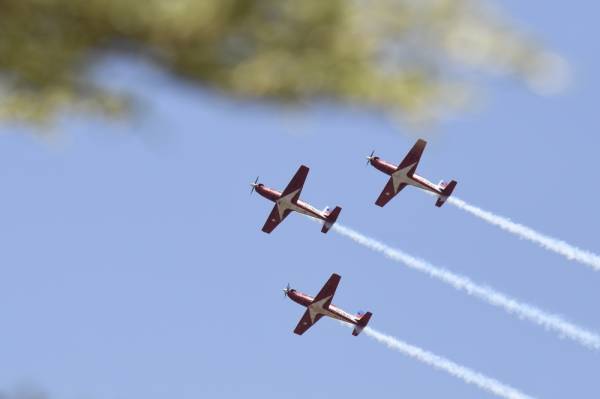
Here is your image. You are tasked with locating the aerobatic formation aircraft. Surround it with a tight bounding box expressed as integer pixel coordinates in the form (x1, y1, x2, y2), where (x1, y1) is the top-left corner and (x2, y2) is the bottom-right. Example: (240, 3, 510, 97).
(251, 165, 342, 234)
(366, 139, 457, 207)
(284, 273, 373, 336)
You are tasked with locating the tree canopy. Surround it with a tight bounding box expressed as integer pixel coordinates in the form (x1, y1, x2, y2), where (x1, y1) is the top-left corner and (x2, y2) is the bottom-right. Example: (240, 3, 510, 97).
(0, 0, 567, 123)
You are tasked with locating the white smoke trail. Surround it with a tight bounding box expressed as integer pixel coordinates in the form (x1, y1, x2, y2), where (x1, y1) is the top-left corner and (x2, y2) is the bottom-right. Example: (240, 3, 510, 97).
(363, 327, 535, 399)
(448, 197, 600, 272)
(332, 223, 600, 350)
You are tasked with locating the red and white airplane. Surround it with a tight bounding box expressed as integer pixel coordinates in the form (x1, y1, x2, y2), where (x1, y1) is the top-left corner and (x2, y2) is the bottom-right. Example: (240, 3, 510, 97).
(284, 273, 373, 336)
(366, 139, 457, 207)
(251, 165, 342, 234)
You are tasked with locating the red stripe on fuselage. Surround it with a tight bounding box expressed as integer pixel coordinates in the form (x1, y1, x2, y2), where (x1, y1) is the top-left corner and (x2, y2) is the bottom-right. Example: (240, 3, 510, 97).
(255, 185, 280, 202)
(371, 158, 397, 175)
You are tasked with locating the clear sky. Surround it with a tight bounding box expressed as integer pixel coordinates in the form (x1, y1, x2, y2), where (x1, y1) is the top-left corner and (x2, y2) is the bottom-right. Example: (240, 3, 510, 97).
(1, 2, 599, 398)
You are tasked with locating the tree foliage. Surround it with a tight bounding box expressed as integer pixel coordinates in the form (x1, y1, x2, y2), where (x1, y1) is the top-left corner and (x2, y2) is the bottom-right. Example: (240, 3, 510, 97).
(0, 0, 566, 123)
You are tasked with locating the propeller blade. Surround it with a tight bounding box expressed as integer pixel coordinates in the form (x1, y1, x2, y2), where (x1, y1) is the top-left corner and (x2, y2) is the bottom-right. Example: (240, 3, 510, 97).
(366, 150, 375, 165)
(250, 176, 259, 195)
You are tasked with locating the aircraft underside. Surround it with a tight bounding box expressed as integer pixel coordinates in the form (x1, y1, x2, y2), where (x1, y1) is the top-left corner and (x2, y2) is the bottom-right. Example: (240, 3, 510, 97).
(278, 200, 324, 221)
(395, 173, 440, 195)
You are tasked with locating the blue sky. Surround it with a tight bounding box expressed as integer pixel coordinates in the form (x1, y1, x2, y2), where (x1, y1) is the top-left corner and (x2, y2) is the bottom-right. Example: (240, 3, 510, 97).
(1, 2, 599, 398)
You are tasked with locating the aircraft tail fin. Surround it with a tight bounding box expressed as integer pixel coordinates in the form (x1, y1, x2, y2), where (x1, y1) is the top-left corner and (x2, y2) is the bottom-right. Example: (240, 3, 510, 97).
(435, 180, 457, 207)
(321, 206, 342, 234)
(352, 311, 372, 336)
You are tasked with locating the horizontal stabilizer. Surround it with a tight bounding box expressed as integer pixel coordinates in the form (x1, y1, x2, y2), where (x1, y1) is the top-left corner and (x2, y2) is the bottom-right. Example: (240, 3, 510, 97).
(321, 206, 342, 233)
(352, 311, 372, 336)
(435, 180, 457, 207)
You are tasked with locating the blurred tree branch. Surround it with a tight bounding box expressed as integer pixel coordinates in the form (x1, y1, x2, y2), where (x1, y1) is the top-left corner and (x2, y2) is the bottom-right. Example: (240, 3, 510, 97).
(0, 0, 568, 124)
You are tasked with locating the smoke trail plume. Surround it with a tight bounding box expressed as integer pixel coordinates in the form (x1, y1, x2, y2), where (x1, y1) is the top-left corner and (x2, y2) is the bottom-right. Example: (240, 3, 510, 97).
(332, 224, 600, 350)
(363, 327, 535, 399)
(448, 197, 600, 272)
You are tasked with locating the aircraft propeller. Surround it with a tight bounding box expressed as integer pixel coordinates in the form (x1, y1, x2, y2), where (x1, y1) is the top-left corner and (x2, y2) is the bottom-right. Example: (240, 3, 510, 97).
(283, 283, 291, 297)
(366, 150, 375, 165)
(250, 176, 259, 195)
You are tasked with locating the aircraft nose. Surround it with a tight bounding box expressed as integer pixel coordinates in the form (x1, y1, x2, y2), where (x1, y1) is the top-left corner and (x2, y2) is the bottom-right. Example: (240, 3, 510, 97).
(366, 150, 375, 165)
(250, 176, 261, 195)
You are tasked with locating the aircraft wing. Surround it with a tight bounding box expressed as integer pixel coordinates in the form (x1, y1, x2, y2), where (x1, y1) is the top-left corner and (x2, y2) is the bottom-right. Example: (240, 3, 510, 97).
(280, 165, 309, 203)
(312, 273, 341, 309)
(293, 274, 340, 335)
(375, 178, 407, 207)
(396, 139, 426, 175)
(261, 205, 292, 233)
(293, 310, 323, 335)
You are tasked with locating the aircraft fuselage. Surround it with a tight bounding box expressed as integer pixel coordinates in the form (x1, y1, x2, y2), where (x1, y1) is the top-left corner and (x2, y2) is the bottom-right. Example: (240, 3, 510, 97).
(370, 157, 444, 195)
(287, 289, 359, 327)
(255, 184, 328, 221)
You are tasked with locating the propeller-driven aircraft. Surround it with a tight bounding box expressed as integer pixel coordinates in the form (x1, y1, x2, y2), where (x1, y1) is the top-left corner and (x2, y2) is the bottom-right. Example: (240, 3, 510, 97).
(366, 139, 457, 207)
(284, 273, 372, 336)
(251, 165, 342, 234)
